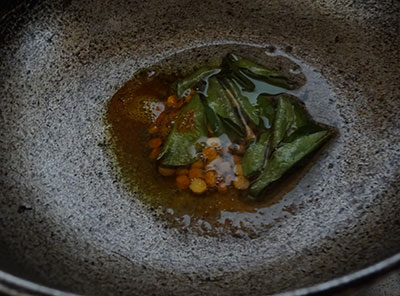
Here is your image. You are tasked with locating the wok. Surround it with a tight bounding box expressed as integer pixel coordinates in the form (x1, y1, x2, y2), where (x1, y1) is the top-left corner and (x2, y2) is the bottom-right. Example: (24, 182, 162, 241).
(0, 0, 399, 295)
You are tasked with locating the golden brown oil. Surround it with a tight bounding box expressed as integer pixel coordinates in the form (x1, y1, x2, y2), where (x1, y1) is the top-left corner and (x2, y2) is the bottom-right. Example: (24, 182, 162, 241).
(106, 71, 330, 236)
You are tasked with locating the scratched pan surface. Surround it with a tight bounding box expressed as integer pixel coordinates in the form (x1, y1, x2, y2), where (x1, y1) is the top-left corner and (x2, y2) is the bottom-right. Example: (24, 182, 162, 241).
(0, 0, 399, 295)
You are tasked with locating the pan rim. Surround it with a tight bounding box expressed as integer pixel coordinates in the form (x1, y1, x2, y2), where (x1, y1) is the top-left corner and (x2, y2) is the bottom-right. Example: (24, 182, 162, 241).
(0, 253, 399, 296)
(0, 1, 399, 295)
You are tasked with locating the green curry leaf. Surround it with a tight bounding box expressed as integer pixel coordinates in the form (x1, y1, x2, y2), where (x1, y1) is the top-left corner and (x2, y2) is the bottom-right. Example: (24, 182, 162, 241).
(283, 123, 324, 143)
(205, 77, 243, 129)
(271, 94, 309, 148)
(158, 94, 208, 166)
(249, 130, 331, 197)
(242, 131, 271, 177)
(287, 102, 308, 137)
(222, 78, 260, 126)
(203, 100, 226, 136)
(229, 53, 293, 90)
(177, 67, 220, 98)
(271, 95, 294, 148)
(257, 94, 275, 129)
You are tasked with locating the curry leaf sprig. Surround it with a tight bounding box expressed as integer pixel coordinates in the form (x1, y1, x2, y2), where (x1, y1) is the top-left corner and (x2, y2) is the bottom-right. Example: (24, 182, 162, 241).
(157, 53, 333, 199)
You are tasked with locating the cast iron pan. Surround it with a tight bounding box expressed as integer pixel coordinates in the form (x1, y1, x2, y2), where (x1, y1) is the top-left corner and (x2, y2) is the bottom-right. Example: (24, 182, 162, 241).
(0, 0, 399, 295)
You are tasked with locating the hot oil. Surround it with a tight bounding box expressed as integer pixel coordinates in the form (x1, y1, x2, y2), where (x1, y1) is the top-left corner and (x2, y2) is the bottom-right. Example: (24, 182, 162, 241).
(106, 47, 336, 237)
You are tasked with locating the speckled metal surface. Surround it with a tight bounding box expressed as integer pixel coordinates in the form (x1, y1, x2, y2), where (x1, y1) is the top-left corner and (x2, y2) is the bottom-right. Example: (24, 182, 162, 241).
(361, 271, 400, 296)
(0, 0, 399, 295)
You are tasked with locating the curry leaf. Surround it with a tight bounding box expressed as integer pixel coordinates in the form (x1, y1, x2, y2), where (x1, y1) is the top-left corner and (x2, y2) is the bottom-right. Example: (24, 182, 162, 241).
(242, 131, 271, 177)
(158, 94, 208, 166)
(287, 102, 308, 137)
(222, 54, 255, 92)
(229, 53, 293, 90)
(230, 71, 255, 92)
(222, 78, 260, 126)
(205, 77, 243, 129)
(177, 67, 220, 98)
(257, 94, 275, 129)
(220, 117, 245, 141)
(283, 123, 324, 144)
(203, 100, 225, 136)
(271, 95, 294, 148)
(249, 130, 331, 197)
(271, 94, 309, 148)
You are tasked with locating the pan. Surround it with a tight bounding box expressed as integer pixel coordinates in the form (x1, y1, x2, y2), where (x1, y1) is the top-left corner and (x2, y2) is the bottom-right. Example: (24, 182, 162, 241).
(0, 0, 399, 295)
